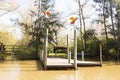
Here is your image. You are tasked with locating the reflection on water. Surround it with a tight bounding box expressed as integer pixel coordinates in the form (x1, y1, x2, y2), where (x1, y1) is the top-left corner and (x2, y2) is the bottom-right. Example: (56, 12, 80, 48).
(0, 61, 120, 80)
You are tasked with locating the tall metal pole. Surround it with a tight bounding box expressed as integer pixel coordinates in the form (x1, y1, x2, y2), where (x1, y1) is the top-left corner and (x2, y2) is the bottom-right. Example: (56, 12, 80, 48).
(67, 35, 70, 63)
(74, 29, 77, 70)
(44, 28, 48, 70)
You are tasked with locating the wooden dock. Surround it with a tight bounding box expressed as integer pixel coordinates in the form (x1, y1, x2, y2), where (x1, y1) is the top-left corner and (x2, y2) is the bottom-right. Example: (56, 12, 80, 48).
(46, 58, 101, 69)
(38, 28, 103, 70)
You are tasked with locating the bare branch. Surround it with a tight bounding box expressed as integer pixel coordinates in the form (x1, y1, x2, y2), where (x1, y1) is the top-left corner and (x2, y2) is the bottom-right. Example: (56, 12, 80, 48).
(0, 1, 19, 17)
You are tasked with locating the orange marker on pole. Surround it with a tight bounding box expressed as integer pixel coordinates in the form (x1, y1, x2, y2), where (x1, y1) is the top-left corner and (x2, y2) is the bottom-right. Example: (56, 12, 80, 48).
(45, 11, 51, 18)
(70, 17, 78, 24)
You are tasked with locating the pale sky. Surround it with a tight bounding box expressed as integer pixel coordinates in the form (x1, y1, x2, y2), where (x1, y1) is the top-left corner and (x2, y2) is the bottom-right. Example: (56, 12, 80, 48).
(53, 0, 98, 38)
(0, 0, 99, 40)
(0, 0, 78, 39)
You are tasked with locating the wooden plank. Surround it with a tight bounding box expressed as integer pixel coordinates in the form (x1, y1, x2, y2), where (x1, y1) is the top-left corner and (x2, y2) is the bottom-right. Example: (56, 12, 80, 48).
(46, 58, 101, 69)
(76, 61, 101, 66)
(47, 58, 74, 69)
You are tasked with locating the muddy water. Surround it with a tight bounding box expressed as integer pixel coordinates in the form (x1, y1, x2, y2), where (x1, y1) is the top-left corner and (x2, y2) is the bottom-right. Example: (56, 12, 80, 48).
(0, 61, 120, 80)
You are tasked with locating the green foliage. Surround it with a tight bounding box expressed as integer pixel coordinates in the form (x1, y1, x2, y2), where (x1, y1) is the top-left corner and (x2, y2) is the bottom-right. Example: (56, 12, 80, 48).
(101, 38, 117, 58)
(48, 53, 67, 59)
(28, 40, 44, 49)
(83, 29, 100, 55)
(85, 38, 100, 55)
(77, 38, 82, 52)
(71, 29, 101, 57)
(14, 47, 37, 60)
(75, 29, 118, 60)
(0, 52, 4, 60)
(0, 31, 17, 45)
(48, 44, 54, 53)
(109, 48, 116, 55)
(15, 52, 37, 60)
(32, 0, 64, 48)
(83, 29, 96, 40)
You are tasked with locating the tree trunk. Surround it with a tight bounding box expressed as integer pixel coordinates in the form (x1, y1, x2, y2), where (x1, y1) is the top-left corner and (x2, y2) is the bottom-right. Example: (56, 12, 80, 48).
(103, 0, 109, 60)
(77, 0, 84, 52)
(116, 4, 120, 64)
(77, 0, 86, 53)
(109, 0, 116, 40)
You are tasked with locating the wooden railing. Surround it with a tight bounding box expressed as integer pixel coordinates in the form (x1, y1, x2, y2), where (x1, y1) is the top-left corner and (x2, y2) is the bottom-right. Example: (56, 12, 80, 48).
(3, 45, 26, 53)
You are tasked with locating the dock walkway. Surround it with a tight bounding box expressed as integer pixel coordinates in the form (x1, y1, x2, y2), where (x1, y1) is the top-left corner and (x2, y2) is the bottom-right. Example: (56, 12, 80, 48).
(46, 58, 101, 69)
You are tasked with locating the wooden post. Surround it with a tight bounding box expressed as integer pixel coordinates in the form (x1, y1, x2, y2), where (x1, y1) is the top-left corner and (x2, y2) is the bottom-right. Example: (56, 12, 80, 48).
(1, 44, 4, 52)
(12, 45, 14, 52)
(100, 44, 102, 66)
(44, 28, 48, 70)
(40, 50, 43, 62)
(55, 50, 57, 57)
(41, 50, 44, 62)
(117, 51, 119, 65)
(38, 50, 40, 60)
(12, 45, 16, 61)
(74, 29, 77, 70)
(67, 35, 70, 63)
(69, 51, 71, 63)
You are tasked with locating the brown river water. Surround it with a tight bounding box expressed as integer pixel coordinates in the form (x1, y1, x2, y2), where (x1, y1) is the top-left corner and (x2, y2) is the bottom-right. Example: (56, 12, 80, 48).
(0, 60, 120, 80)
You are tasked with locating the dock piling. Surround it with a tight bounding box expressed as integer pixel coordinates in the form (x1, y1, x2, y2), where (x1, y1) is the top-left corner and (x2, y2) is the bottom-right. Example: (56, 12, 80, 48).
(44, 28, 48, 70)
(74, 29, 77, 70)
(100, 44, 102, 67)
(67, 35, 70, 63)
